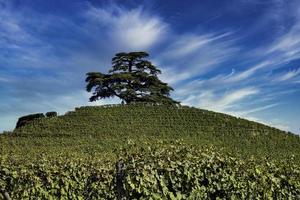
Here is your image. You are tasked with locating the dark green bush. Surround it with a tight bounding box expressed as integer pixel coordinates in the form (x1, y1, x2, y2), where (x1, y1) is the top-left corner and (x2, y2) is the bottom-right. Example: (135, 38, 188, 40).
(15, 113, 45, 129)
(46, 112, 58, 118)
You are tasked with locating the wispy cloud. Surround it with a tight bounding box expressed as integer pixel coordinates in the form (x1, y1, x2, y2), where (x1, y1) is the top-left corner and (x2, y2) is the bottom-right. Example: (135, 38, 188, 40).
(86, 4, 168, 50)
(181, 87, 259, 113)
(159, 32, 239, 84)
(225, 61, 272, 83)
(273, 68, 300, 82)
(187, 61, 272, 88)
(229, 103, 279, 117)
(162, 32, 232, 58)
(214, 88, 259, 110)
(268, 24, 300, 57)
(263, 1, 300, 65)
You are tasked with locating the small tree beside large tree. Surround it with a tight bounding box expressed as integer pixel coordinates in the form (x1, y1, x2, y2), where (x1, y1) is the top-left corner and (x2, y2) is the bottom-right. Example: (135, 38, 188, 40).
(86, 52, 179, 105)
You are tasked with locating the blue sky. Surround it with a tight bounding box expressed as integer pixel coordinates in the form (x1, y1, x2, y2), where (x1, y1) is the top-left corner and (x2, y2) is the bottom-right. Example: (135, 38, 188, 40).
(0, 0, 299, 134)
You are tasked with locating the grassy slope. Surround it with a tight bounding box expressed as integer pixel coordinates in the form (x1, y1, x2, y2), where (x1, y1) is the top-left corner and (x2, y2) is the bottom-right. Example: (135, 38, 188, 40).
(1, 104, 299, 162)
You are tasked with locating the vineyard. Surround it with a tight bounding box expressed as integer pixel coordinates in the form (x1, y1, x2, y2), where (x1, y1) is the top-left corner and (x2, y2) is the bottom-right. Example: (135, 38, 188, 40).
(1, 104, 300, 199)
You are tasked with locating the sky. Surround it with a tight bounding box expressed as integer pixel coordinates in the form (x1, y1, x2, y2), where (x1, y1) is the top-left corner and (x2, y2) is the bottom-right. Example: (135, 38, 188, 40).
(0, 0, 299, 134)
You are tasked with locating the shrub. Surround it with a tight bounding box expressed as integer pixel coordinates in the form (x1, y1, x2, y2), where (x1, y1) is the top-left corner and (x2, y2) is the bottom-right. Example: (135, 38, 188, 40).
(46, 112, 58, 118)
(15, 113, 45, 129)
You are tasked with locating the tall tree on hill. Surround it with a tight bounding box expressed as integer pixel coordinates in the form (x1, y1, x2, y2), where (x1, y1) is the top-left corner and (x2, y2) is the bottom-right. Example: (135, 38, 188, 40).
(86, 52, 179, 105)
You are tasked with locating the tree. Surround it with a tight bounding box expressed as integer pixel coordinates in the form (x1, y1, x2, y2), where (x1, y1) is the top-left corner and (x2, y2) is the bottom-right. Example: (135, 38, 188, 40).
(86, 52, 179, 105)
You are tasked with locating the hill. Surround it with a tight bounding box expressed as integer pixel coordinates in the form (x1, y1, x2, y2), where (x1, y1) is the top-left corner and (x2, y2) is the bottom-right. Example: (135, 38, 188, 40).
(11, 104, 300, 159)
(1, 104, 300, 199)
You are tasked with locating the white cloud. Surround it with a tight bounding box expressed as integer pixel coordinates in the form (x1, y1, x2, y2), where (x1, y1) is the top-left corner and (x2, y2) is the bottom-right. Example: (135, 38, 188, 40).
(229, 103, 279, 117)
(265, 2, 300, 64)
(268, 24, 300, 54)
(189, 60, 272, 88)
(158, 32, 239, 84)
(274, 68, 300, 82)
(171, 60, 271, 100)
(225, 61, 271, 82)
(162, 32, 232, 58)
(159, 68, 192, 85)
(86, 5, 168, 50)
(213, 88, 259, 111)
(181, 87, 259, 113)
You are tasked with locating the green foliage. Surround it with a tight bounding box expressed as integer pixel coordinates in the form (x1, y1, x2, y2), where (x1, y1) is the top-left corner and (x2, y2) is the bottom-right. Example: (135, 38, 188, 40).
(86, 52, 179, 105)
(121, 142, 300, 199)
(0, 141, 299, 199)
(0, 156, 115, 199)
(1, 104, 300, 198)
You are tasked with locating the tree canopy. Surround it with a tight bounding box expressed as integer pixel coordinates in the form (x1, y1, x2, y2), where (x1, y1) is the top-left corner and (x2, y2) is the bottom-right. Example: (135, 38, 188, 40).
(86, 52, 179, 105)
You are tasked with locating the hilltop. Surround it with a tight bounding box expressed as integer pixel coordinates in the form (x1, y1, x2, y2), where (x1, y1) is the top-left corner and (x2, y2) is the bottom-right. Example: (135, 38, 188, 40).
(10, 104, 300, 160)
(1, 104, 300, 199)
